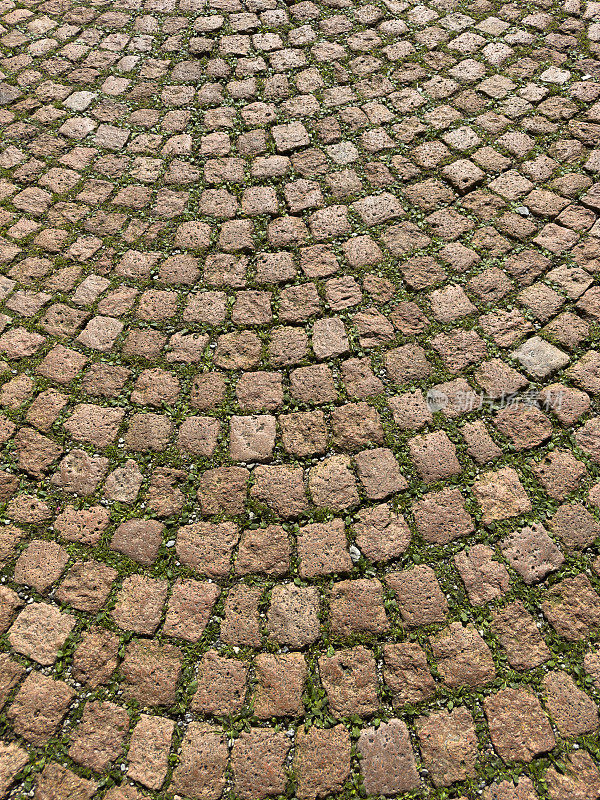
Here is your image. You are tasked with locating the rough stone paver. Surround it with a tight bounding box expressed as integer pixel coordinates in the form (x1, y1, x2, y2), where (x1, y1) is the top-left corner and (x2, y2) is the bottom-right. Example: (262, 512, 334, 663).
(0, 0, 600, 797)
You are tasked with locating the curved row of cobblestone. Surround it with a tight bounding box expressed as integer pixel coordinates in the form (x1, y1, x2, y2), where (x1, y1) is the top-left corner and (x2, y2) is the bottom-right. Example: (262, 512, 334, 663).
(1, 0, 600, 798)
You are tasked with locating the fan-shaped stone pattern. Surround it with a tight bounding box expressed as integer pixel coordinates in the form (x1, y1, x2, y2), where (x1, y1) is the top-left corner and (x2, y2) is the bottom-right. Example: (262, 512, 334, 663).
(0, 0, 599, 796)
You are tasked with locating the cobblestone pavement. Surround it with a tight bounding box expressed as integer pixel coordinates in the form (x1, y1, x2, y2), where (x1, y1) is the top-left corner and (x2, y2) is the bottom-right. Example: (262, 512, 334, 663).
(2, 0, 600, 797)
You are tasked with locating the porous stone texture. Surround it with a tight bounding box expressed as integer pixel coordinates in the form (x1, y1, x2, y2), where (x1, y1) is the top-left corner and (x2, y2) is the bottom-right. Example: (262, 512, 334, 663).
(429, 622, 496, 688)
(484, 687, 556, 763)
(294, 725, 351, 800)
(0, 0, 598, 794)
(416, 707, 478, 788)
(357, 719, 420, 796)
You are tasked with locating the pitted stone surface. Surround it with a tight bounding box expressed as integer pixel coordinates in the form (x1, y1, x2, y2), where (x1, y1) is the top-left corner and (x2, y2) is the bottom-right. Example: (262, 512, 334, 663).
(0, 0, 600, 796)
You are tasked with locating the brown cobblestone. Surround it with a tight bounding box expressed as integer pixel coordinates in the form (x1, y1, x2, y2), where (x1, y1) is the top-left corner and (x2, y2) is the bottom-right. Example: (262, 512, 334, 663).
(0, 0, 597, 790)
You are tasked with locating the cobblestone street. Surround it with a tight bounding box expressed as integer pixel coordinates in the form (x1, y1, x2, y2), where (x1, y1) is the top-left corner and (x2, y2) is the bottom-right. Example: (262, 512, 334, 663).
(1, 0, 600, 797)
